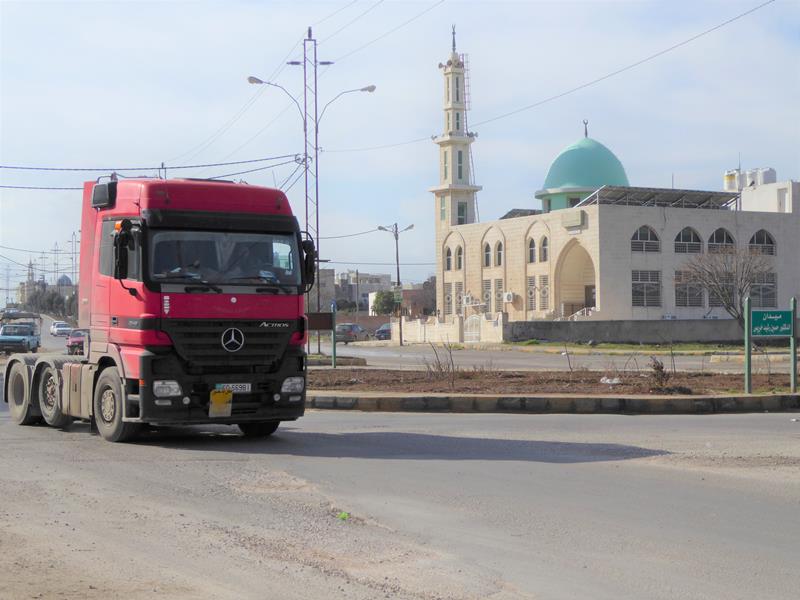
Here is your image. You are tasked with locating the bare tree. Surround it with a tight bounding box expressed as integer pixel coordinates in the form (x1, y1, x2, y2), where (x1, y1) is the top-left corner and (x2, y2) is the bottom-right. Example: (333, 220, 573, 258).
(682, 247, 774, 327)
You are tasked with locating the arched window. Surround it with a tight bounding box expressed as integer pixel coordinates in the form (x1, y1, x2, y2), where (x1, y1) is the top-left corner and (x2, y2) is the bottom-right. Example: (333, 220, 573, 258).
(749, 229, 776, 255)
(495, 242, 504, 267)
(444, 248, 452, 271)
(483, 243, 491, 267)
(528, 239, 536, 263)
(708, 228, 735, 253)
(674, 227, 702, 253)
(540, 237, 549, 262)
(456, 246, 463, 270)
(631, 226, 660, 252)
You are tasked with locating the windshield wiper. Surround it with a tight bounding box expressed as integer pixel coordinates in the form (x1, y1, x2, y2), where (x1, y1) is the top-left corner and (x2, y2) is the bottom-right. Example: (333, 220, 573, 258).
(254, 284, 300, 295)
(184, 283, 223, 294)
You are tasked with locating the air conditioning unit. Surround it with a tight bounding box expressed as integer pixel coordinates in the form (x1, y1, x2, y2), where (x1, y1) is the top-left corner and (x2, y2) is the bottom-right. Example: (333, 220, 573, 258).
(503, 292, 514, 303)
(463, 294, 473, 306)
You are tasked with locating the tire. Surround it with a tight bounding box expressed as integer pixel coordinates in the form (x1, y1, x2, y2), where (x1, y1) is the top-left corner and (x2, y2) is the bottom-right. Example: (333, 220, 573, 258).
(6, 362, 41, 425)
(93, 368, 140, 442)
(237, 421, 279, 438)
(38, 365, 73, 429)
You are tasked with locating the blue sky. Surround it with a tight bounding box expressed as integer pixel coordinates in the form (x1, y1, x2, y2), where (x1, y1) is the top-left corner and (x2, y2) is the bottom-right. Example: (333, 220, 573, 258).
(1, 0, 798, 291)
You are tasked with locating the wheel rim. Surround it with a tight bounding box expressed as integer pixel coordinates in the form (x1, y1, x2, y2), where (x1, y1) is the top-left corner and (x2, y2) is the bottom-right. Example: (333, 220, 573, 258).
(100, 388, 116, 423)
(42, 371, 57, 413)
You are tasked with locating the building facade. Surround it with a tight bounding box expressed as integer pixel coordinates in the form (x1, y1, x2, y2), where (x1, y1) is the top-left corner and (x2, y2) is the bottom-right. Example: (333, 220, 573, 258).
(427, 37, 800, 341)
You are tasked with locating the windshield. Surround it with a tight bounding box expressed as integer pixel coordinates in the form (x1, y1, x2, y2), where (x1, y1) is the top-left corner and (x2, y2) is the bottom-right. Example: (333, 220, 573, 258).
(2, 325, 31, 336)
(149, 230, 301, 287)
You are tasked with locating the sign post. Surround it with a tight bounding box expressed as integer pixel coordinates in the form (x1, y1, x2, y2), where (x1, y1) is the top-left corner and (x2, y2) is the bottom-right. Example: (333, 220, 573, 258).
(747, 298, 797, 394)
(744, 297, 751, 394)
(791, 297, 797, 394)
(330, 300, 337, 369)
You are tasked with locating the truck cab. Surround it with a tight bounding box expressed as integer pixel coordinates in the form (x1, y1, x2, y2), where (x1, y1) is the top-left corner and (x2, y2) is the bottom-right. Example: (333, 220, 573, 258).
(4, 178, 316, 442)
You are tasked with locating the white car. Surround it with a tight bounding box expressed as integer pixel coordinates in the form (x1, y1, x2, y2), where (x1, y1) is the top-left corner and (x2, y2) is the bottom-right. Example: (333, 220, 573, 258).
(50, 321, 68, 335)
(53, 323, 72, 337)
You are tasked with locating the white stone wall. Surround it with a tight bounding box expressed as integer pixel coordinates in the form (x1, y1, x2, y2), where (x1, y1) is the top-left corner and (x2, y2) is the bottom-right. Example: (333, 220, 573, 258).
(740, 180, 798, 214)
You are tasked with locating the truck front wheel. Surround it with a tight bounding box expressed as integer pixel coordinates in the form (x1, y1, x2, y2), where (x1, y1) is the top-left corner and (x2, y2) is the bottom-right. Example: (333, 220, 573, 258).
(93, 368, 140, 443)
(38, 366, 72, 429)
(237, 421, 279, 437)
(7, 362, 41, 425)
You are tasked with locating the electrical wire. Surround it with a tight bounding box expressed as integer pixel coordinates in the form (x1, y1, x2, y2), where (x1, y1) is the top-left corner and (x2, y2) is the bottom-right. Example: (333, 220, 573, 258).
(325, 0, 777, 153)
(319, 0, 386, 44)
(313, 0, 360, 27)
(0, 185, 83, 190)
(320, 228, 379, 240)
(326, 260, 435, 266)
(0, 153, 299, 172)
(281, 166, 307, 193)
(333, 0, 445, 63)
(208, 158, 298, 180)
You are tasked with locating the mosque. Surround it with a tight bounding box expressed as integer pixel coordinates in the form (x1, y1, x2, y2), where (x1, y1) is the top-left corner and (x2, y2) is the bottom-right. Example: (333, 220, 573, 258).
(415, 33, 800, 343)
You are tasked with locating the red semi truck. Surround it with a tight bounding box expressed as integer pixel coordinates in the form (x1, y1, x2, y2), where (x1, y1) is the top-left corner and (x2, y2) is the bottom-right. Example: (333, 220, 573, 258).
(4, 178, 316, 442)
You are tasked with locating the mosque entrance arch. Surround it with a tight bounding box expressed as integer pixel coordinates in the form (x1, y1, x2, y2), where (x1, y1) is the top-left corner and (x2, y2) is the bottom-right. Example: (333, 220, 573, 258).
(554, 241, 597, 318)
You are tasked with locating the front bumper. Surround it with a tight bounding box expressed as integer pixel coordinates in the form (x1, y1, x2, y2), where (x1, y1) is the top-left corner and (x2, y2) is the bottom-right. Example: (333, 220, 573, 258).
(130, 348, 307, 425)
(0, 341, 27, 353)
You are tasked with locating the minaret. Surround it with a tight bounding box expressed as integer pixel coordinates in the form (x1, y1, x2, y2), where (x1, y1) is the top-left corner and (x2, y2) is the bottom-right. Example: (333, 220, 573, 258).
(430, 28, 481, 318)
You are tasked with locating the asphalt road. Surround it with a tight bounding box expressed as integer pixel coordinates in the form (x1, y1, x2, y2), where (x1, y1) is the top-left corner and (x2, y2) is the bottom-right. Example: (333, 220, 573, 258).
(1, 391, 798, 599)
(320, 341, 791, 374)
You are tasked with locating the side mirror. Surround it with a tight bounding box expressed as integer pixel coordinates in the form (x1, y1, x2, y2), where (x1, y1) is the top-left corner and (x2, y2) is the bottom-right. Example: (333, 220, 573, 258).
(301, 239, 316, 287)
(113, 219, 133, 280)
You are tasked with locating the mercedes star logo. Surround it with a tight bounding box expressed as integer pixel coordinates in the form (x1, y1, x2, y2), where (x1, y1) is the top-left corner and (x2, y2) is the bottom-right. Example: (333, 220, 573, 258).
(221, 327, 245, 353)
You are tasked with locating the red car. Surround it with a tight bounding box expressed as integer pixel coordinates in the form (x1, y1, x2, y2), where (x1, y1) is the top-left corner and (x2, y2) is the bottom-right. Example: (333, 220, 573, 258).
(66, 328, 88, 355)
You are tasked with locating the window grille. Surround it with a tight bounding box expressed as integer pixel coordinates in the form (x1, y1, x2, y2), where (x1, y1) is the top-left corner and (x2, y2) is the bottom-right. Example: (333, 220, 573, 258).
(482, 279, 492, 312)
(674, 228, 702, 254)
(455, 281, 464, 315)
(751, 272, 777, 308)
(748, 230, 776, 256)
(494, 279, 504, 313)
(631, 226, 660, 253)
(674, 271, 704, 307)
(526, 276, 536, 311)
(632, 270, 661, 307)
(444, 283, 453, 315)
(539, 275, 549, 310)
(708, 228, 735, 253)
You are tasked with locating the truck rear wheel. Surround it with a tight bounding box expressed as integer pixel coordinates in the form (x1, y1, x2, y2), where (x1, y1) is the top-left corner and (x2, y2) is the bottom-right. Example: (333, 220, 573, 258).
(7, 362, 41, 425)
(93, 368, 140, 443)
(237, 421, 279, 437)
(38, 365, 73, 429)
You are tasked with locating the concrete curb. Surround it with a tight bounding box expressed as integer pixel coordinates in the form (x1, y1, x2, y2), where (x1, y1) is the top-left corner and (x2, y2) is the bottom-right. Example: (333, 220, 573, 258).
(307, 391, 800, 414)
(307, 356, 367, 367)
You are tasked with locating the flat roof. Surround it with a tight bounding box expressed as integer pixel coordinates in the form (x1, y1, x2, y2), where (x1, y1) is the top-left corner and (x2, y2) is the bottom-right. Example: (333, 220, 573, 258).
(577, 186, 739, 210)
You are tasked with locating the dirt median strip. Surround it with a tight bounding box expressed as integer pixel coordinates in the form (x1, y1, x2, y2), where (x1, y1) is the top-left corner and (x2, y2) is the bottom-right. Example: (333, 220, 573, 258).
(306, 391, 800, 414)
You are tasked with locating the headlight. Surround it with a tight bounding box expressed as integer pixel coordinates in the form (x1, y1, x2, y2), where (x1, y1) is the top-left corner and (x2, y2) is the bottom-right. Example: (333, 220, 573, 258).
(281, 377, 305, 394)
(153, 380, 182, 398)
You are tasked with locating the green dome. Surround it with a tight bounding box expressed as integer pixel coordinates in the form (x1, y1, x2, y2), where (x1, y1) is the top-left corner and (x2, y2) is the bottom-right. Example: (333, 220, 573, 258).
(542, 137, 629, 190)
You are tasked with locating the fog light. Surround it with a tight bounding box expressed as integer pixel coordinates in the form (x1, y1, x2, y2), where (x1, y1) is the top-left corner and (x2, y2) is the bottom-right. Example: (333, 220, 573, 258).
(182, 396, 191, 405)
(281, 377, 305, 393)
(289, 395, 302, 403)
(153, 380, 182, 397)
(154, 399, 173, 407)
(273, 393, 281, 402)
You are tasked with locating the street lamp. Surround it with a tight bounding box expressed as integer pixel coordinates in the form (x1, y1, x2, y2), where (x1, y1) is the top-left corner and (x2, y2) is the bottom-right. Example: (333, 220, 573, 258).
(378, 223, 414, 346)
(247, 76, 305, 123)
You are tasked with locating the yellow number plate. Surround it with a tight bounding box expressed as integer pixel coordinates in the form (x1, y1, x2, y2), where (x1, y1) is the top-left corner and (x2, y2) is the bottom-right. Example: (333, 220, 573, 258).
(209, 389, 233, 418)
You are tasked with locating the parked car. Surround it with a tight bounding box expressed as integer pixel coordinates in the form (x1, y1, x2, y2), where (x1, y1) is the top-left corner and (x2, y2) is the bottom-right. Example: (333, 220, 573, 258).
(66, 328, 88, 355)
(335, 323, 370, 344)
(53, 322, 72, 337)
(50, 320, 68, 335)
(374, 323, 392, 340)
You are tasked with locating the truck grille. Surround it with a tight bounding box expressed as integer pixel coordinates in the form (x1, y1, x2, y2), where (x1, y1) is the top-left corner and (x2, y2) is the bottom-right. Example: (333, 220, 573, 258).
(161, 319, 293, 371)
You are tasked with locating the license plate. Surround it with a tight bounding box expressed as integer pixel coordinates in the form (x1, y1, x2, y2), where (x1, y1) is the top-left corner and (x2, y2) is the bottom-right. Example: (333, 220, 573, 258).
(209, 389, 233, 418)
(215, 383, 252, 394)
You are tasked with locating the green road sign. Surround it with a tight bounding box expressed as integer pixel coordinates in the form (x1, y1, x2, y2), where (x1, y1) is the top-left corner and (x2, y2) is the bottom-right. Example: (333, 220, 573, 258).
(751, 310, 793, 337)
(393, 290, 402, 303)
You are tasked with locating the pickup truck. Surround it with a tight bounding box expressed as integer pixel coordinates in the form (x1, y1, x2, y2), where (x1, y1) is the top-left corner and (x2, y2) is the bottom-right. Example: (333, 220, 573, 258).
(0, 322, 40, 354)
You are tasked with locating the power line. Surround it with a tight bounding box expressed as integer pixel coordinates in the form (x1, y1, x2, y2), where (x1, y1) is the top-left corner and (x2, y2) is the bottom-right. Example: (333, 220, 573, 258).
(326, 260, 435, 266)
(0, 153, 299, 172)
(208, 158, 298, 180)
(282, 166, 307, 193)
(320, 228, 379, 240)
(333, 0, 445, 63)
(313, 0, 360, 27)
(0, 185, 83, 190)
(319, 0, 386, 44)
(326, 0, 777, 153)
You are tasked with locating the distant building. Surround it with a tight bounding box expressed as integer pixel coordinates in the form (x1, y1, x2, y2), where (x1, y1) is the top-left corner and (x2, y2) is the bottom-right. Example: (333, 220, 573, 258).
(309, 268, 336, 312)
(336, 270, 393, 308)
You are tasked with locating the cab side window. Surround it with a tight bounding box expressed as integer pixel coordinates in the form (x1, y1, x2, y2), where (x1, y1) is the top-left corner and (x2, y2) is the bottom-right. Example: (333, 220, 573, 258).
(99, 220, 141, 280)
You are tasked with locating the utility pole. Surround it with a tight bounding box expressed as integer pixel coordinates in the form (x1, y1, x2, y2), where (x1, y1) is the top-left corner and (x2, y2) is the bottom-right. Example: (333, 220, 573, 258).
(378, 223, 414, 346)
(355, 269, 360, 324)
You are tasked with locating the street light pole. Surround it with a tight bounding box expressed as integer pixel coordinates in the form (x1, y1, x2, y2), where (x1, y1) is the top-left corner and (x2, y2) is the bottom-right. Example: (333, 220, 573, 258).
(378, 223, 413, 346)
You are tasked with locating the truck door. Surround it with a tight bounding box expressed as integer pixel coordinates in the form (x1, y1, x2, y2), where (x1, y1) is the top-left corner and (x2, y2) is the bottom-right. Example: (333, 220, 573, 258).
(90, 220, 115, 349)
